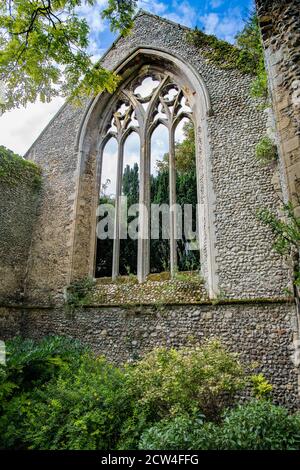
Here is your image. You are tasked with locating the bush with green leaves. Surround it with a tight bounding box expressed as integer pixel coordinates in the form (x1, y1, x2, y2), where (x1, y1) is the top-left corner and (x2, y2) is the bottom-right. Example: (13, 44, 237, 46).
(65, 276, 95, 311)
(125, 340, 246, 421)
(0, 335, 87, 449)
(138, 415, 211, 450)
(0, 337, 130, 450)
(0, 145, 41, 188)
(139, 400, 300, 450)
(255, 135, 277, 165)
(1, 336, 299, 451)
(23, 355, 130, 450)
(0, 335, 86, 399)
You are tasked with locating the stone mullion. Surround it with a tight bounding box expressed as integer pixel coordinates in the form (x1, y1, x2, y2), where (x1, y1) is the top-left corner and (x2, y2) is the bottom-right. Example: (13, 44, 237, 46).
(169, 125, 177, 277)
(112, 138, 124, 280)
(137, 130, 150, 282)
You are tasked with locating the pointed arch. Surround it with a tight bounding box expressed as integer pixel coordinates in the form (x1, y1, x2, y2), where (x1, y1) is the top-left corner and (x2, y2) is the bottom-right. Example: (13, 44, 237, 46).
(70, 46, 218, 298)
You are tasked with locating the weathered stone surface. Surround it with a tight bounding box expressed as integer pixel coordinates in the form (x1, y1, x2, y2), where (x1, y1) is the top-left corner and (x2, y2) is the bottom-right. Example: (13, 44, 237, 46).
(1, 11, 299, 407)
(0, 180, 39, 303)
(0, 301, 299, 409)
(22, 11, 291, 302)
(256, 0, 300, 207)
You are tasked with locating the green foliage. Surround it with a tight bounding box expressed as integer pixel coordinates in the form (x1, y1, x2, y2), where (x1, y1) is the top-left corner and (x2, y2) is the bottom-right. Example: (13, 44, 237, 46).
(187, 14, 268, 101)
(24, 354, 129, 450)
(250, 373, 273, 399)
(235, 14, 268, 101)
(0, 145, 41, 188)
(187, 28, 257, 75)
(255, 135, 277, 165)
(215, 400, 300, 450)
(122, 162, 139, 208)
(257, 202, 300, 286)
(65, 276, 95, 310)
(251, 68, 268, 100)
(102, 0, 137, 36)
(156, 122, 196, 174)
(0, 335, 86, 449)
(139, 400, 300, 450)
(0, 0, 135, 110)
(139, 414, 207, 450)
(1, 336, 299, 451)
(0, 336, 85, 398)
(124, 340, 245, 424)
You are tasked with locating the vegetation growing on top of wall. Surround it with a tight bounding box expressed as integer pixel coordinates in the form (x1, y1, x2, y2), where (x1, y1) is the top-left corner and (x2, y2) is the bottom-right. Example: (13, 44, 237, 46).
(89, 271, 207, 305)
(63, 275, 291, 310)
(255, 135, 278, 165)
(0, 146, 42, 189)
(65, 277, 96, 312)
(186, 28, 256, 75)
(187, 14, 268, 101)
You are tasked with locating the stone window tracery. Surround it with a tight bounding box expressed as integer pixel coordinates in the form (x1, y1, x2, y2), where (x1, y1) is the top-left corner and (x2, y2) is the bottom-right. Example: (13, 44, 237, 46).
(96, 68, 198, 282)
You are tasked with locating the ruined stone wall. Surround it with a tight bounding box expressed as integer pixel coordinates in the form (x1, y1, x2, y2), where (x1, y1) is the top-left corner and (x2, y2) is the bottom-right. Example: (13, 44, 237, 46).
(0, 300, 299, 409)
(256, 0, 300, 209)
(25, 104, 86, 304)
(0, 177, 39, 303)
(23, 12, 291, 302)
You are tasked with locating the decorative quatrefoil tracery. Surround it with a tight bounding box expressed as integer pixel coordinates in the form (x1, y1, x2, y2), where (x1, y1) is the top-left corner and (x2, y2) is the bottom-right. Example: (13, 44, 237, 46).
(102, 72, 193, 145)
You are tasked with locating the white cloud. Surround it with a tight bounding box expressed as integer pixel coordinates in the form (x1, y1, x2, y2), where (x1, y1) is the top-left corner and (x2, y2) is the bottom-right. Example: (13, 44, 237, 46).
(0, 98, 64, 155)
(165, 1, 197, 28)
(76, 0, 107, 34)
(200, 8, 243, 43)
(76, 0, 109, 61)
(138, 0, 167, 15)
(199, 12, 219, 34)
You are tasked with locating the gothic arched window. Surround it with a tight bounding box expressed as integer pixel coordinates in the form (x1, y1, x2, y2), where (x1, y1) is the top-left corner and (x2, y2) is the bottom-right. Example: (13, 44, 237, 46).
(96, 66, 200, 282)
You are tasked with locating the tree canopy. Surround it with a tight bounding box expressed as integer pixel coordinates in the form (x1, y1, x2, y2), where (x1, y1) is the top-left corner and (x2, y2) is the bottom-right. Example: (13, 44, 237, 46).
(0, 0, 136, 110)
(0, 5, 268, 112)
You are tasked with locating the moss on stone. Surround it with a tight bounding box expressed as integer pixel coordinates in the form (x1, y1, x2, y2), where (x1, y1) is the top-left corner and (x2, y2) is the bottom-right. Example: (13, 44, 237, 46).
(86, 271, 208, 306)
(186, 29, 257, 75)
(147, 272, 170, 282)
(0, 145, 42, 189)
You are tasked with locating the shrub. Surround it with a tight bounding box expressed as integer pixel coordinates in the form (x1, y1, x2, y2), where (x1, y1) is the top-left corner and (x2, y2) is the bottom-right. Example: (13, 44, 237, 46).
(217, 400, 300, 450)
(119, 340, 246, 448)
(250, 373, 273, 399)
(139, 400, 300, 450)
(0, 336, 87, 449)
(0, 336, 86, 400)
(23, 355, 130, 450)
(125, 340, 245, 421)
(65, 276, 95, 311)
(255, 136, 277, 165)
(0, 145, 42, 189)
(139, 415, 213, 450)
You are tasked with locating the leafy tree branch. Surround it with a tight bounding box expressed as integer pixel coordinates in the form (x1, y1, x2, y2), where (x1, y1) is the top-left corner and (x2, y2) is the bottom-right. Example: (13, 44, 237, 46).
(0, 0, 137, 110)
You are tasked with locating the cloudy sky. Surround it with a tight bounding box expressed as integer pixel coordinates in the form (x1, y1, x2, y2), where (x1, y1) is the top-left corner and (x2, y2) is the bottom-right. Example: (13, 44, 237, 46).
(0, 0, 254, 156)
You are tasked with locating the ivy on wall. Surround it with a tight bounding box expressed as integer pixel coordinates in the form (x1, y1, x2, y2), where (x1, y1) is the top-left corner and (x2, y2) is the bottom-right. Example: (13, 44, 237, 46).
(186, 28, 257, 75)
(0, 145, 42, 189)
(187, 14, 268, 101)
